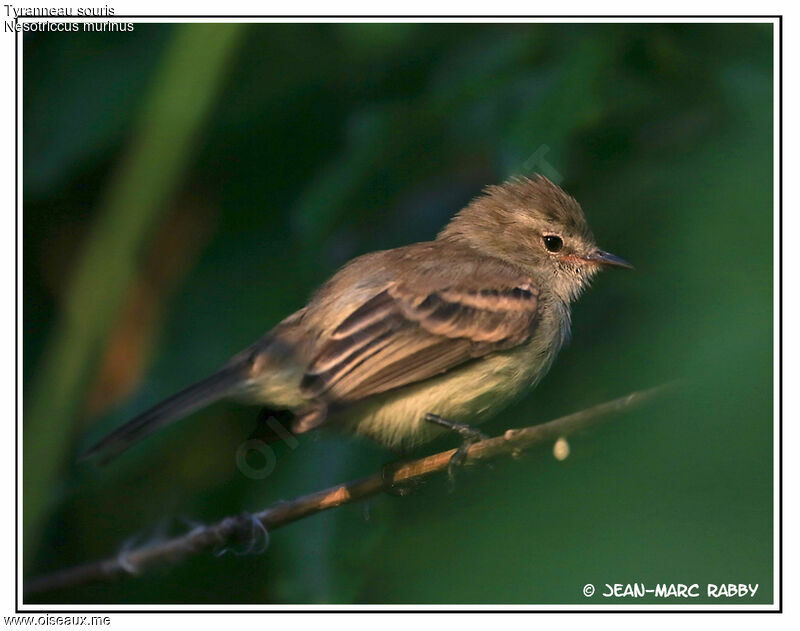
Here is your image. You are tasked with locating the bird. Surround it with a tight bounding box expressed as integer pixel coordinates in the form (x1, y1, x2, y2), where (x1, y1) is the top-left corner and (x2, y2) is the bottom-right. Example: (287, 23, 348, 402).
(84, 175, 631, 469)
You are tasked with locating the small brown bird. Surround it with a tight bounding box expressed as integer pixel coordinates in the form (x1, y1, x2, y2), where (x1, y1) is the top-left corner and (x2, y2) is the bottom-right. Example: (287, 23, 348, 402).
(85, 175, 631, 467)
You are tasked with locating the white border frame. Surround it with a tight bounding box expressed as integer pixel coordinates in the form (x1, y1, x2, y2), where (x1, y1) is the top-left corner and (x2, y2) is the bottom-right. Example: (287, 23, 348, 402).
(6, 10, 782, 615)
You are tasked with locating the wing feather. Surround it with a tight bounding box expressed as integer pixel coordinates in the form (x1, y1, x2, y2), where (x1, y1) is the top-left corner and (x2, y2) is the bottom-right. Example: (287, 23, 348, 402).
(300, 279, 540, 404)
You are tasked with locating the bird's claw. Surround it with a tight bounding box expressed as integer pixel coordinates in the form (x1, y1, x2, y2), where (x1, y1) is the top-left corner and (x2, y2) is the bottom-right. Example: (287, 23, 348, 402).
(423, 413, 488, 488)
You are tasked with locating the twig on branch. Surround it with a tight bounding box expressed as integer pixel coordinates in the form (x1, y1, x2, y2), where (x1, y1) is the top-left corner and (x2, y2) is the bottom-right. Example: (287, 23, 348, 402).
(25, 384, 669, 596)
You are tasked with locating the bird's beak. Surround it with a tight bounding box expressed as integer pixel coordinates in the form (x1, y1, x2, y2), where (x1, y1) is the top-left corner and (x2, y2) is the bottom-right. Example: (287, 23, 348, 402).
(582, 249, 634, 270)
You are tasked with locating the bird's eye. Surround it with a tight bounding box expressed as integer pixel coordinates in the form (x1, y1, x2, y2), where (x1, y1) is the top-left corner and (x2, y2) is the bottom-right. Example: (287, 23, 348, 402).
(543, 235, 563, 253)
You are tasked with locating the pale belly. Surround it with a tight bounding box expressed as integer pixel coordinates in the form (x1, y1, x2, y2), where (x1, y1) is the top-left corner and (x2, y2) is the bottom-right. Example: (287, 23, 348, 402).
(336, 339, 556, 450)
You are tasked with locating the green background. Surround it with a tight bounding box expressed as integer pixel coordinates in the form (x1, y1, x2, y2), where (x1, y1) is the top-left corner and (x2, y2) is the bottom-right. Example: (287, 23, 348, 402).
(23, 22, 774, 605)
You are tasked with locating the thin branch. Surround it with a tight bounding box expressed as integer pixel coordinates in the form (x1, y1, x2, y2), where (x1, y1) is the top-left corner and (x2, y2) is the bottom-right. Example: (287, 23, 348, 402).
(25, 384, 669, 596)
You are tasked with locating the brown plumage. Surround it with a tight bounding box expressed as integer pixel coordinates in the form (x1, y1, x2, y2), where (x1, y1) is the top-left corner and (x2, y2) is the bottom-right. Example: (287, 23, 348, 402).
(85, 175, 630, 460)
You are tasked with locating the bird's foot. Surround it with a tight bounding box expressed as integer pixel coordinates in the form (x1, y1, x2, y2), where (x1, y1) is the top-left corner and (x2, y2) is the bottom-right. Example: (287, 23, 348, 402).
(423, 413, 488, 485)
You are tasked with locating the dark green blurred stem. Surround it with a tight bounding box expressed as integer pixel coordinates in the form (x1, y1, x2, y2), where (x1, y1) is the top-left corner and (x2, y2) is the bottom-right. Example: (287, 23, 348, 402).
(24, 23, 245, 568)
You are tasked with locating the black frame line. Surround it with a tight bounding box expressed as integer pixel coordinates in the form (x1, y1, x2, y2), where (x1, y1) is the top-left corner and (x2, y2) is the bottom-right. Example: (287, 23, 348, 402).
(14, 13, 784, 614)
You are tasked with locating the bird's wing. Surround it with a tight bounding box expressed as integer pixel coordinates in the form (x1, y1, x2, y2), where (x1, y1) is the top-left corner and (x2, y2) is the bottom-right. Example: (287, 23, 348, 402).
(299, 276, 541, 410)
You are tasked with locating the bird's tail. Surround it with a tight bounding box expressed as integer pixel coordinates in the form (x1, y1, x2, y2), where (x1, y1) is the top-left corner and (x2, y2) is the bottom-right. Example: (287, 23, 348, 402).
(81, 364, 246, 464)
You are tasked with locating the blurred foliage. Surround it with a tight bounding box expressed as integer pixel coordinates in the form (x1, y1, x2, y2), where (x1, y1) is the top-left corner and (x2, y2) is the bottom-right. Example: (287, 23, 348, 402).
(23, 22, 244, 566)
(23, 22, 773, 604)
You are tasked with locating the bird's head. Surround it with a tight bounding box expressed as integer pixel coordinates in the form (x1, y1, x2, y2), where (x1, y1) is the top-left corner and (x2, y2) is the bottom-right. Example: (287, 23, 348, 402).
(438, 175, 632, 303)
